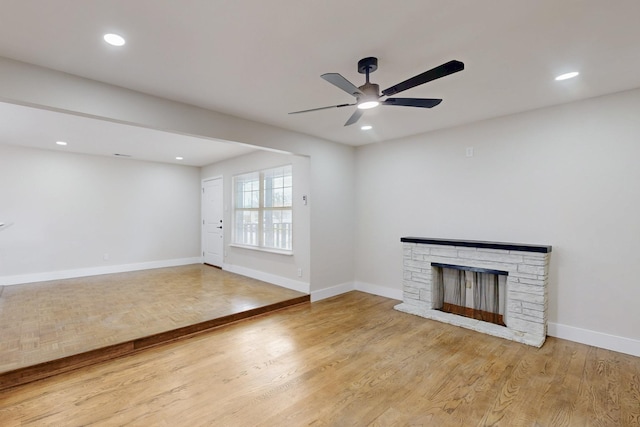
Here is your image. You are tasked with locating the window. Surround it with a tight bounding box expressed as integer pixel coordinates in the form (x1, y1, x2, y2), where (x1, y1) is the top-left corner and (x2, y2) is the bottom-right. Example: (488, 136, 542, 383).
(233, 165, 292, 252)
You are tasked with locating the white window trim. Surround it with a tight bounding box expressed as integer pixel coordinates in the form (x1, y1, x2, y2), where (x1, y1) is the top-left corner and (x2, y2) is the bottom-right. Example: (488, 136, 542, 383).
(228, 243, 293, 256)
(232, 164, 293, 253)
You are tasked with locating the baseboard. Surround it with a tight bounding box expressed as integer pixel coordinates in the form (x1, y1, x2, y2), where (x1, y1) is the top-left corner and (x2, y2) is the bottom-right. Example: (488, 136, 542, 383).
(222, 264, 310, 294)
(311, 281, 404, 303)
(354, 281, 403, 301)
(310, 281, 355, 302)
(349, 282, 640, 357)
(0, 257, 202, 286)
(548, 322, 640, 357)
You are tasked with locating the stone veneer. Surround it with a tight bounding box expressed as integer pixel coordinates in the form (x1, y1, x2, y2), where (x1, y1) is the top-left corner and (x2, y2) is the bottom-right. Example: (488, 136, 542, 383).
(394, 238, 552, 347)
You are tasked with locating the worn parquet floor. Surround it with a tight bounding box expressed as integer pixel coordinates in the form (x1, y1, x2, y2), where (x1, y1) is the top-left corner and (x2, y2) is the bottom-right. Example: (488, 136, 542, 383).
(0, 291, 638, 426)
(0, 264, 308, 389)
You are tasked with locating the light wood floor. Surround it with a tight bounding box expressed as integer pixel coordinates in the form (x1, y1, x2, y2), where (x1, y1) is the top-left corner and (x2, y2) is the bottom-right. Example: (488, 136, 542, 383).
(1, 291, 638, 426)
(0, 264, 308, 389)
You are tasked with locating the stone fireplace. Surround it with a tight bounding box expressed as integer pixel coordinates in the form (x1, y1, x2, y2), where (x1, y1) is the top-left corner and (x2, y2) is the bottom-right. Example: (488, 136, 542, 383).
(395, 237, 551, 347)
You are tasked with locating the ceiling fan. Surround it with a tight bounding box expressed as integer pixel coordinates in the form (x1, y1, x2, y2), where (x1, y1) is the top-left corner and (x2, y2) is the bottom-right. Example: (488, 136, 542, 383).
(289, 57, 464, 126)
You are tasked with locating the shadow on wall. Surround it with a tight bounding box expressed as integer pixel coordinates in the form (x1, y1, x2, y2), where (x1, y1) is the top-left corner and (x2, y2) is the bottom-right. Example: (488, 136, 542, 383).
(0, 222, 15, 232)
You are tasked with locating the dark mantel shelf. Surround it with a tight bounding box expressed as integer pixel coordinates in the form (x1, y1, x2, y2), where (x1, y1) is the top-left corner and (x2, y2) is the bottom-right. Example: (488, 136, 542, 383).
(400, 237, 552, 253)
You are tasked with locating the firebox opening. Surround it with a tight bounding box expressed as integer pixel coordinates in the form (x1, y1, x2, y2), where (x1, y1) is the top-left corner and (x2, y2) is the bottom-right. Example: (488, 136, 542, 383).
(431, 263, 507, 327)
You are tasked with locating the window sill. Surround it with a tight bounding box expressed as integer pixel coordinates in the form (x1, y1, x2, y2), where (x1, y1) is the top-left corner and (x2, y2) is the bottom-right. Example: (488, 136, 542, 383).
(229, 244, 294, 256)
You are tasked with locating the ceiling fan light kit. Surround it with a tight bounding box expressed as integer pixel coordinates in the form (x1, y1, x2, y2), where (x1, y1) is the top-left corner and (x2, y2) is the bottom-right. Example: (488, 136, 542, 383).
(289, 57, 464, 126)
(357, 99, 379, 110)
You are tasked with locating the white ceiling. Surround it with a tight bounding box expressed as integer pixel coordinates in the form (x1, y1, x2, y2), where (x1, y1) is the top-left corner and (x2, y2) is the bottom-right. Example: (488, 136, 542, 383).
(0, 102, 257, 167)
(1, 0, 640, 155)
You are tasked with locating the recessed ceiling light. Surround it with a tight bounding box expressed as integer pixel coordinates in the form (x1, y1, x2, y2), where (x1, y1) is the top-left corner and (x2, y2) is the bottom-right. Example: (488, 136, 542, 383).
(103, 33, 126, 47)
(175, 157, 184, 160)
(555, 71, 579, 81)
(56, 141, 67, 146)
(361, 125, 373, 130)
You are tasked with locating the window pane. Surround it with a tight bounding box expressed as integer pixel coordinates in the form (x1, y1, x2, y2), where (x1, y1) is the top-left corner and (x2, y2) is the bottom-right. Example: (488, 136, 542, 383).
(233, 165, 292, 250)
(264, 176, 273, 207)
(235, 210, 258, 246)
(283, 187, 292, 206)
(263, 165, 292, 210)
(273, 188, 283, 207)
(263, 208, 292, 250)
(234, 172, 259, 209)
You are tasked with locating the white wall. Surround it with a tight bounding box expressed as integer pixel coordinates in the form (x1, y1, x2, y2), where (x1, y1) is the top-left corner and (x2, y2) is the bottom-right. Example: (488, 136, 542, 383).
(306, 140, 356, 291)
(355, 88, 640, 344)
(1, 56, 637, 354)
(0, 57, 356, 293)
(0, 144, 201, 282)
(201, 150, 311, 290)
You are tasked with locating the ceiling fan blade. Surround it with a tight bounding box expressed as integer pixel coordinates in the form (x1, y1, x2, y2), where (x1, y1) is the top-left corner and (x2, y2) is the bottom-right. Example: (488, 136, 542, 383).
(381, 60, 464, 97)
(321, 73, 364, 97)
(289, 103, 355, 114)
(344, 109, 364, 126)
(382, 98, 442, 108)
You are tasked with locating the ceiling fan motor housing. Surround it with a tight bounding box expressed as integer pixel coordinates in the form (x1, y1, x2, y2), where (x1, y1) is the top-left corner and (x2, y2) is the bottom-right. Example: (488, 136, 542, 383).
(357, 57, 380, 102)
(358, 57, 378, 74)
(358, 83, 380, 100)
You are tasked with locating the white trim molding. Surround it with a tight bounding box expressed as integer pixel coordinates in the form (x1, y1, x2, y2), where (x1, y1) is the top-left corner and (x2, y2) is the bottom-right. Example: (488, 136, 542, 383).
(354, 281, 403, 301)
(223, 263, 310, 294)
(317, 281, 640, 358)
(311, 281, 354, 302)
(548, 322, 640, 357)
(310, 281, 403, 303)
(0, 257, 202, 286)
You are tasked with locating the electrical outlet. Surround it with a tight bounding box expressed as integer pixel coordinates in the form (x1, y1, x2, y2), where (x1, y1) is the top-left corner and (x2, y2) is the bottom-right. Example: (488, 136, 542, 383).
(297, 268, 303, 277)
(466, 147, 474, 157)
(103, 253, 110, 261)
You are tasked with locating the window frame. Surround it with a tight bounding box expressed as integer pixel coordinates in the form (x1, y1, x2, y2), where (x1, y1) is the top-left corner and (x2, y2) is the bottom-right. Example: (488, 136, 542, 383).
(231, 164, 293, 255)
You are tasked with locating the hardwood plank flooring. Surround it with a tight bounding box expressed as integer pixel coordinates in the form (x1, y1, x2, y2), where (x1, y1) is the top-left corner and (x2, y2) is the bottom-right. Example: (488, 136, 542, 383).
(0, 264, 308, 390)
(0, 291, 638, 426)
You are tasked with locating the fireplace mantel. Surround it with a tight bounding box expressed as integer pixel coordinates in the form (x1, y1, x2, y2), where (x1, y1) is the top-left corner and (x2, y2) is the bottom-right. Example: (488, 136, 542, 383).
(396, 237, 551, 347)
(400, 237, 552, 253)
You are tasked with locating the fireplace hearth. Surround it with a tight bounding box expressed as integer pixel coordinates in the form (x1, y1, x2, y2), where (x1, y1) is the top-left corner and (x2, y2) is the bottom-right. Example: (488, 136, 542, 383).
(395, 237, 552, 347)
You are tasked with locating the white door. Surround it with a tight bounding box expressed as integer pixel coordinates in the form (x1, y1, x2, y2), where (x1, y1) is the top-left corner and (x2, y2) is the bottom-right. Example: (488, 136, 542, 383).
(202, 178, 223, 267)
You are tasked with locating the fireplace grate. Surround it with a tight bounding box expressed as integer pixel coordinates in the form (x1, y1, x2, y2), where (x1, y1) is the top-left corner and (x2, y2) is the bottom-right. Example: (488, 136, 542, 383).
(432, 264, 506, 327)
